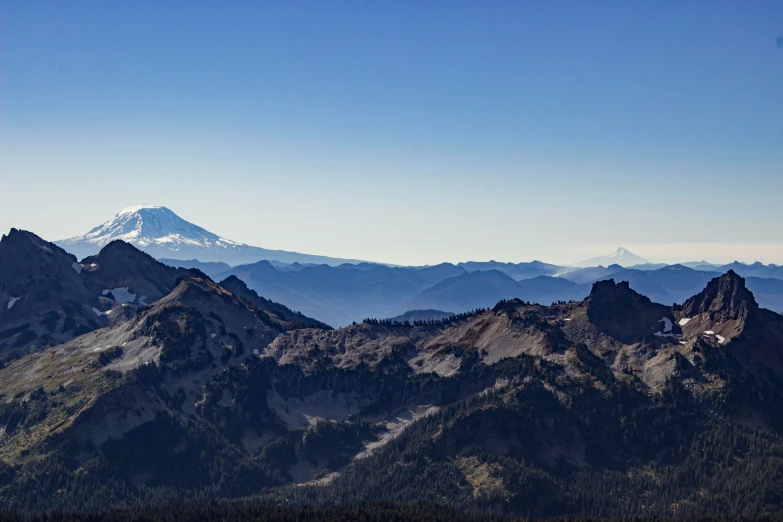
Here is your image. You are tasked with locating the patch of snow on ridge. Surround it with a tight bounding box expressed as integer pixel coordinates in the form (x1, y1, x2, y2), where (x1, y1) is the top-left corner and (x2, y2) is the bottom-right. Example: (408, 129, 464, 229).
(659, 317, 673, 333)
(704, 330, 714, 335)
(92, 307, 112, 317)
(678, 317, 691, 326)
(654, 317, 680, 338)
(7, 297, 20, 310)
(102, 287, 136, 304)
(716, 335, 726, 344)
(71, 262, 83, 274)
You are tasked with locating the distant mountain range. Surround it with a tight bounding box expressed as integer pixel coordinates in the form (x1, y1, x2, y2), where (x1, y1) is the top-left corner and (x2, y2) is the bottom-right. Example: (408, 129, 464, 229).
(49, 206, 783, 326)
(404, 264, 783, 318)
(387, 309, 455, 323)
(153, 257, 783, 328)
(56, 205, 363, 266)
(55, 206, 782, 276)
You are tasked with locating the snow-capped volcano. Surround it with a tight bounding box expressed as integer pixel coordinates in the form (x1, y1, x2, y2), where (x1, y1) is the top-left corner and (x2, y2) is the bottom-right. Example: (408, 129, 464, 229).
(56, 205, 361, 266)
(69, 205, 234, 250)
(570, 247, 649, 268)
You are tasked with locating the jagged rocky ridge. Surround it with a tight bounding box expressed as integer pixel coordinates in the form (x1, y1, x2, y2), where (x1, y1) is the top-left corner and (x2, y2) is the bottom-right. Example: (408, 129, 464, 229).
(0, 231, 326, 363)
(0, 230, 205, 359)
(0, 229, 104, 357)
(1, 233, 783, 517)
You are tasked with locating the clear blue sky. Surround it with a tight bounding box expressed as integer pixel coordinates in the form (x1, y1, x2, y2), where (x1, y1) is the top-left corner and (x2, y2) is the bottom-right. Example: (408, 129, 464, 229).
(2, 1, 782, 265)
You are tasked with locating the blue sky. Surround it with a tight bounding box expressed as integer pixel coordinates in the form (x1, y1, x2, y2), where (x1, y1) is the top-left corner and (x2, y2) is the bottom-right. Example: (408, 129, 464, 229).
(2, 1, 782, 265)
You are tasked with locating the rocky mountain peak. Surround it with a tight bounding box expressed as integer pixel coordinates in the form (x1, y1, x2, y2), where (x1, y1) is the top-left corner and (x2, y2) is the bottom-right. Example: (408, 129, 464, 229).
(219, 274, 250, 291)
(587, 280, 649, 317)
(81, 240, 160, 271)
(1, 228, 34, 246)
(161, 275, 232, 306)
(681, 270, 759, 324)
(0, 230, 100, 355)
(1, 228, 75, 262)
(586, 279, 672, 343)
(96, 238, 154, 257)
(78, 240, 206, 305)
(0, 229, 81, 291)
(588, 279, 634, 302)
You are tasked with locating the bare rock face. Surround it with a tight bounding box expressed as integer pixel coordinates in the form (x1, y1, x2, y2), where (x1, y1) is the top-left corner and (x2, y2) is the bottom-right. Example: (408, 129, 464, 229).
(81, 240, 200, 304)
(678, 271, 783, 382)
(681, 270, 758, 324)
(586, 279, 673, 343)
(0, 229, 91, 304)
(0, 229, 102, 355)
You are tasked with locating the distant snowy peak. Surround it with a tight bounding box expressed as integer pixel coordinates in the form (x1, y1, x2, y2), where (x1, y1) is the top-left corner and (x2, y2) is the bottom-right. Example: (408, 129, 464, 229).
(608, 247, 631, 258)
(61, 206, 237, 251)
(570, 247, 649, 268)
(117, 204, 164, 215)
(77, 205, 233, 247)
(55, 206, 362, 267)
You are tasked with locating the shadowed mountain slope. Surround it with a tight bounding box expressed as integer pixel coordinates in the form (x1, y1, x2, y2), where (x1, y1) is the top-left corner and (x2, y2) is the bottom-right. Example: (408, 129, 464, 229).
(219, 275, 331, 330)
(0, 229, 104, 357)
(2, 260, 783, 516)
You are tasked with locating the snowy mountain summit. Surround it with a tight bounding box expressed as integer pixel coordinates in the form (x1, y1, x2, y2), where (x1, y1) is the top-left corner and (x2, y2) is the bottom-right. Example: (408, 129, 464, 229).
(65, 205, 236, 251)
(570, 247, 649, 268)
(56, 205, 360, 266)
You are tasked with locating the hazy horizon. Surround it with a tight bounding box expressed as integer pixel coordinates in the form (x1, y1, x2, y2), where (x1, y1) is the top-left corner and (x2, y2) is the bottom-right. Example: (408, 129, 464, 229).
(2, 2, 782, 266)
(5, 204, 783, 267)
